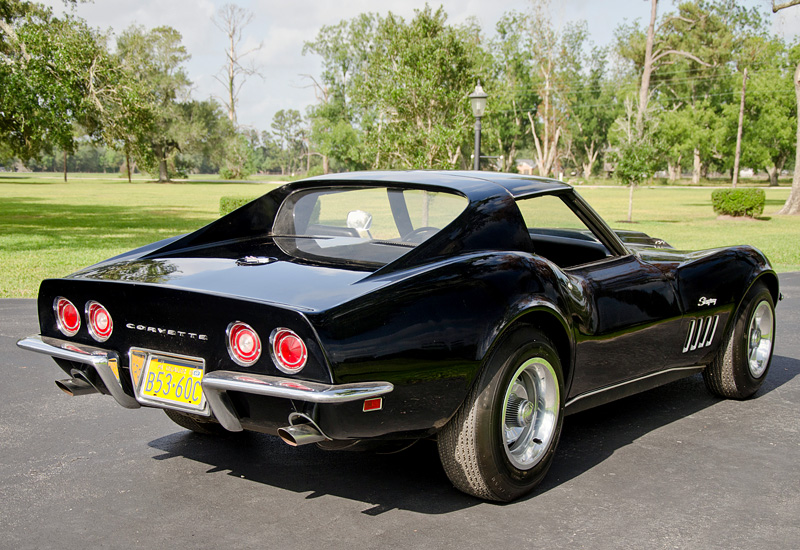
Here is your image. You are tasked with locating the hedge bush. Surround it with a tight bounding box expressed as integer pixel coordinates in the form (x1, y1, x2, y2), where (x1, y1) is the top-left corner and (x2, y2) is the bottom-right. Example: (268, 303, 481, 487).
(711, 188, 765, 218)
(219, 195, 259, 216)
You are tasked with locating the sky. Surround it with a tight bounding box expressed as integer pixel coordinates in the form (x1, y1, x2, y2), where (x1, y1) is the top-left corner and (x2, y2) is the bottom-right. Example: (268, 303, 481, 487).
(41, 0, 800, 133)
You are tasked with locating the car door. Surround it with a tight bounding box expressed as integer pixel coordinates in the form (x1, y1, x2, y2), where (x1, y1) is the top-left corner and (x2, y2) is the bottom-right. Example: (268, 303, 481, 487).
(515, 192, 684, 398)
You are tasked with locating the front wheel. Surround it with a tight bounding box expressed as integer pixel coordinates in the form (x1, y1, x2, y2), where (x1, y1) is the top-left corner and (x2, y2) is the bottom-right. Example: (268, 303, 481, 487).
(703, 282, 776, 399)
(437, 326, 564, 501)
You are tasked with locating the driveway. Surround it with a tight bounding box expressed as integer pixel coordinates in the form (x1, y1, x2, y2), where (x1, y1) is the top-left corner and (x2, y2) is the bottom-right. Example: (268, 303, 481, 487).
(1, 273, 798, 549)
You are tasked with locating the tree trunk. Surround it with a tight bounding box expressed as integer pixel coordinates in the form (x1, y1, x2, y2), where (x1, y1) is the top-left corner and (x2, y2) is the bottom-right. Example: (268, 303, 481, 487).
(323, 155, 329, 175)
(766, 166, 779, 187)
(777, 60, 800, 215)
(667, 158, 681, 181)
(627, 183, 635, 223)
(158, 159, 168, 182)
(732, 68, 748, 188)
(582, 142, 598, 179)
(692, 148, 701, 184)
(63, 151, 67, 182)
(125, 145, 132, 184)
(636, 0, 658, 131)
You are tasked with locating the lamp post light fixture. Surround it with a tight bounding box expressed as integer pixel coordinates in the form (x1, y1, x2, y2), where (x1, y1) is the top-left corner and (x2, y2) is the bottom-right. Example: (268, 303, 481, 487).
(469, 81, 488, 171)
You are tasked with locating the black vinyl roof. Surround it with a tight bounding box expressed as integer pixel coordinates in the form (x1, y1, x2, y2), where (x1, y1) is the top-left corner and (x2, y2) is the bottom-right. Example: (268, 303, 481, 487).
(300, 170, 571, 200)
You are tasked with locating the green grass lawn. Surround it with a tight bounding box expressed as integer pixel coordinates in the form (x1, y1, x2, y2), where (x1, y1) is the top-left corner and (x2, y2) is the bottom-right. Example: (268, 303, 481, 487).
(1, 173, 798, 298)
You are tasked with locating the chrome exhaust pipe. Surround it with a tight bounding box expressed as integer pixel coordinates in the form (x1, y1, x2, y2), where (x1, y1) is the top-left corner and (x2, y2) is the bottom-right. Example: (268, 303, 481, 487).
(55, 377, 99, 397)
(278, 412, 330, 446)
(278, 422, 327, 446)
(71, 369, 108, 395)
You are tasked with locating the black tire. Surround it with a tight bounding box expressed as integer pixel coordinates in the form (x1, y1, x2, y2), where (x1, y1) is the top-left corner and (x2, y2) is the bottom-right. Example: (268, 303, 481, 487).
(163, 408, 229, 435)
(437, 326, 564, 501)
(703, 282, 776, 399)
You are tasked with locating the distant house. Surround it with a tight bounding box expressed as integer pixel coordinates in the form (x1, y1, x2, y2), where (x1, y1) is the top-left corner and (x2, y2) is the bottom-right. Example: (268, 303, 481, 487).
(516, 159, 536, 175)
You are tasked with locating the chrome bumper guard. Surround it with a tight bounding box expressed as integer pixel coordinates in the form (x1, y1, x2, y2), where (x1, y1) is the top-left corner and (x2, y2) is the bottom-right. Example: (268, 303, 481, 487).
(18, 335, 394, 433)
(17, 335, 140, 409)
(202, 371, 393, 432)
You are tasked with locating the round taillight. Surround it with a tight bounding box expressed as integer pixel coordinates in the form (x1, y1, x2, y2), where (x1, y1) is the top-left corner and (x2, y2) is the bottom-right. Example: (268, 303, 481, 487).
(226, 322, 262, 367)
(86, 301, 113, 342)
(54, 297, 81, 337)
(270, 328, 307, 374)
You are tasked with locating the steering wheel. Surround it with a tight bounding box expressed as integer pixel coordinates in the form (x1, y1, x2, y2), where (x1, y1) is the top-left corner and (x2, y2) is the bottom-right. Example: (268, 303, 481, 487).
(402, 226, 439, 243)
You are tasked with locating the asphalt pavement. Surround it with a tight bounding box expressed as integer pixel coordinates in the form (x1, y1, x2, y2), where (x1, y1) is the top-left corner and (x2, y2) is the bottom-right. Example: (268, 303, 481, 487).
(1, 274, 799, 550)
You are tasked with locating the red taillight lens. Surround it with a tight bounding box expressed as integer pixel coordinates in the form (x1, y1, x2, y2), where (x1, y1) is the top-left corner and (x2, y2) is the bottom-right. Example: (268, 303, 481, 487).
(54, 297, 80, 337)
(86, 301, 113, 342)
(270, 328, 307, 374)
(226, 322, 262, 367)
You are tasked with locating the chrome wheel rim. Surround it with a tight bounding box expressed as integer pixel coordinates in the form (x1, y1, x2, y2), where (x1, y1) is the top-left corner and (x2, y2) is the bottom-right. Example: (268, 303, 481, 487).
(501, 357, 560, 470)
(747, 300, 774, 378)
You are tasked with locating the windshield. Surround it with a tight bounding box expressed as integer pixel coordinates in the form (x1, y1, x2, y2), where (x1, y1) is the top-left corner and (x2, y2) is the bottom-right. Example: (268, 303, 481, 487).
(272, 186, 468, 267)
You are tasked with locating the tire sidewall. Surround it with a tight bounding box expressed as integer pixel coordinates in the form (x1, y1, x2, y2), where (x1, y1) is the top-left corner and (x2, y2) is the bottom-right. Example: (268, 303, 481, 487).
(473, 326, 565, 500)
(731, 284, 775, 390)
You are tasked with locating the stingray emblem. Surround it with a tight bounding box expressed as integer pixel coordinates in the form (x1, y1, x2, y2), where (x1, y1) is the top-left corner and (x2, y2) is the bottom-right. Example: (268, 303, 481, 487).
(698, 296, 717, 307)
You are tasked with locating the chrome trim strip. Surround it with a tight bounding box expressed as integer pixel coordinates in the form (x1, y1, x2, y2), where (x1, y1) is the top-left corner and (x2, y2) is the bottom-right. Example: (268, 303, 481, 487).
(201, 370, 394, 432)
(682, 315, 720, 353)
(701, 316, 714, 348)
(705, 316, 719, 347)
(16, 335, 140, 409)
(682, 320, 696, 353)
(690, 317, 705, 351)
(565, 365, 704, 409)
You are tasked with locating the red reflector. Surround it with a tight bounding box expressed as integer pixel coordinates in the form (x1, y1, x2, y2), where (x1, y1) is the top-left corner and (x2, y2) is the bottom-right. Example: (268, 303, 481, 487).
(54, 297, 80, 337)
(270, 328, 308, 374)
(226, 322, 262, 367)
(86, 301, 113, 342)
(363, 398, 383, 412)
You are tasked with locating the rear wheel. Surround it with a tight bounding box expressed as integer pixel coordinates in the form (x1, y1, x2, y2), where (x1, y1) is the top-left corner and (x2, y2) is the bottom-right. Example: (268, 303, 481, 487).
(163, 408, 229, 435)
(703, 282, 775, 399)
(437, 326, 564, 501)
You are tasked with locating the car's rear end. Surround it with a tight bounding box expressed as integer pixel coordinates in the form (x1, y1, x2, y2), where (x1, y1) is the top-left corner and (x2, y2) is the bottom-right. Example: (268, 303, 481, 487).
(20, 268, 393, 445)
(18, 176, 485, 446)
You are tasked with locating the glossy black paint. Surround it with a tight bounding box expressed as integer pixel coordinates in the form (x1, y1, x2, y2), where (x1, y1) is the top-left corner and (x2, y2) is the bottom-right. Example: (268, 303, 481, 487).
(32, 170, 779, 441)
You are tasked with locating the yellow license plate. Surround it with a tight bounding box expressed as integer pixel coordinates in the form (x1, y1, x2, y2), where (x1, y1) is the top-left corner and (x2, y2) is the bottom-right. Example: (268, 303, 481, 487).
(141, 355, 205, 410)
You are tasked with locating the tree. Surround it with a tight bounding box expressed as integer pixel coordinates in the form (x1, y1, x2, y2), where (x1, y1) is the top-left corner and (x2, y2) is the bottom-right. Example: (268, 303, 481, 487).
(610, 99, 659, 222)
(728, 37, 796, 187)
(563, 35, 619, 179)
(351, 6, 482, 169)
(212, 3, 263, 124)
(485, 11, 539, 172)
(116, 25, 192, 182)
(303, 14, 377, 172)
(0, 2, 112, 179)
(615, 0, 763, 184)
(772, 0, 800, 214)
(271, 109, 305, 175)
(521, 1, 570, 177)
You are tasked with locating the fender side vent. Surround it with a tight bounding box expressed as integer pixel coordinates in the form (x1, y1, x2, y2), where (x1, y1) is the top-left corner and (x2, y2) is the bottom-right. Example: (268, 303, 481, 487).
(682, 315, 719, 353)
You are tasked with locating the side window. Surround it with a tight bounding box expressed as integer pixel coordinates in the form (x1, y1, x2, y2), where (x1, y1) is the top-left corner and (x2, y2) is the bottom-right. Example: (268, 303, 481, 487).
(516, 195, 611, 268)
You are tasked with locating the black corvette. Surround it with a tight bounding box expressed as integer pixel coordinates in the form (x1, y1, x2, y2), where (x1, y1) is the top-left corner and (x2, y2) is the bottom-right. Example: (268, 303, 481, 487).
(18, 171, 778, 501)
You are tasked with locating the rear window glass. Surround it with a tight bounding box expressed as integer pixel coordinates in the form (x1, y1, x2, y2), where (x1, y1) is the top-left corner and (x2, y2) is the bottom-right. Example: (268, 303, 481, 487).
(272, 186, 468, 267)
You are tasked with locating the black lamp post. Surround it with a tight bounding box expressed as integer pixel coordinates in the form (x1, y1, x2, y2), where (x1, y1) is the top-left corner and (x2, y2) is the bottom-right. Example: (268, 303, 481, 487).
(469, 82, 488, 171)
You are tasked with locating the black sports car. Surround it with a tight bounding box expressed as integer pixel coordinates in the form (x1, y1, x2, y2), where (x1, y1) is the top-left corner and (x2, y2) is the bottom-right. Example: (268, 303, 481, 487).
(18, 171, 778, 501)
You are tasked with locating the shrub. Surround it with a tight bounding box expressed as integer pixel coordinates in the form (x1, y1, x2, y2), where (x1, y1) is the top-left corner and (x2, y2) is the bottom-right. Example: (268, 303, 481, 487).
(711, 188, 765, 218)
(219, 195, 259, 217)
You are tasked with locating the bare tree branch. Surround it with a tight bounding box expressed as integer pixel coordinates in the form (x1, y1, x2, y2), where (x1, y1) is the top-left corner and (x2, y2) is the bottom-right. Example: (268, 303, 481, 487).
(211, 3, 264, 124)
(651, 49, 713, 67)
(773, 0, 800, 12)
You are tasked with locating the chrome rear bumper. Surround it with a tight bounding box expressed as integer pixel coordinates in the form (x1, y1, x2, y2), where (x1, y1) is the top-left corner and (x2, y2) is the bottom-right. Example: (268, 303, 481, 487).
(17, 335, 140, 409)
(17, 334, 394, 432)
